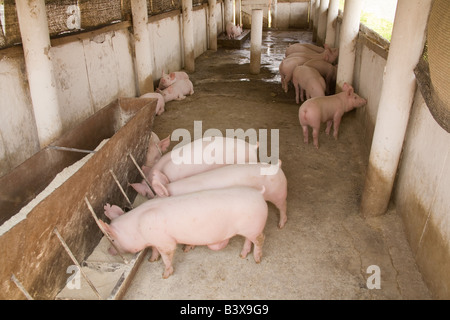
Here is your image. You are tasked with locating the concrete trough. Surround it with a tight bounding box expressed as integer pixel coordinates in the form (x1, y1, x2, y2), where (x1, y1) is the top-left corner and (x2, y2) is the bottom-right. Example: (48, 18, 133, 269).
(218, 29, 251, 49)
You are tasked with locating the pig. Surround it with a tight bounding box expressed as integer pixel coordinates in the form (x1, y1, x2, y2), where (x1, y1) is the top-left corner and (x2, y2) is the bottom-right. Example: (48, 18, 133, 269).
(298, 82, 367, 148)
(144, 133, 171, 168)
(285, 43, 326, 56)
(279, 56, 313, 93)
(226, 22, 243, 39)
(152, 161, 288, 229)
(292, 65, 326, 104)
(157, 78, 194, 103)
(139, 92, 165, 116)
(100, 186, 268, 278)
(158, 70, 190, 91)
(130, 136, 259, 198)
(286, 46, 339, 64)
(303, 59, 337, 95)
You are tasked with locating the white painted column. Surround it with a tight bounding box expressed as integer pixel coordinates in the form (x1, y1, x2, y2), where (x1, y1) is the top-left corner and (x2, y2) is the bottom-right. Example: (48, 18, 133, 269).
(312, 0, 320, 42)
(360, 0, 433, 217)
(182, 0, 195, 72)
(317, 0, 329, 45)
(16, 0, 62, 148)
(271, 0, 277, 29)
(249, 9, 263, 75)
(131, 0, 154, 94)
(208, 0, 217, 51)
(224, 0, 233, 25)
(325, 0, 339, 47)
(335, 0, 363, 91)
(235, 0, 242, 27)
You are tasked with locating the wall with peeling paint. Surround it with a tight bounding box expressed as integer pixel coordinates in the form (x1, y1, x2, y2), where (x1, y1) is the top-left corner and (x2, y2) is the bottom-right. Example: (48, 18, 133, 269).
(0, 5, 224, 177)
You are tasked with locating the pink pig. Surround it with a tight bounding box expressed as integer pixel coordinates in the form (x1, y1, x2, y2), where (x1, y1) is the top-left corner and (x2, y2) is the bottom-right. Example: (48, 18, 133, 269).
(286, 46, 339, 64)
(292, 65, 326, 104)
(157, 79, 194, 103)
(226, 22, 243, 39)
(298, 82, 367, 148)
(158, 70, 189, 90)
(130, 136, 259, 198)
(139, 92, 165, 116)
(285, 43, 326, 56)
(152, 161, 288, 229)
(303, 59, 337, 95)
(279, 56, 313, 93)
(100, 186, 268, 278)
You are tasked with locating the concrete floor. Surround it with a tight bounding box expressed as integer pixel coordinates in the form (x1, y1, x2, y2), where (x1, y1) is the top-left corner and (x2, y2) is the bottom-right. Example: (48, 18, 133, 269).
(123, 30, 431, 300)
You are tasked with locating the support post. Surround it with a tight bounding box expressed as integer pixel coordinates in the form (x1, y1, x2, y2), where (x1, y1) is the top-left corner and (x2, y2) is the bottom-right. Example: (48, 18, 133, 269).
(360, 0, 433, 217)
(208, 0, 217, 51)
(131, 0, 154, 95)
(224, 0, 233, 25)
(271, 0, 277, 29)
(182, 0, 195, 72)
(335, 0, 363, 91)
(317, 0, 329, 46)
(249, 9, 263, 75)
(325, 0, 339, 47)
(15, 0, 62, 148)
(235, 0, 242, 27)
(312, 0, 320, 42)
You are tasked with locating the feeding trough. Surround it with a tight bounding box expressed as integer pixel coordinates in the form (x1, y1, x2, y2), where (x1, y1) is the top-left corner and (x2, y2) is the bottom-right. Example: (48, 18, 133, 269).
(0, 97, 158, 299)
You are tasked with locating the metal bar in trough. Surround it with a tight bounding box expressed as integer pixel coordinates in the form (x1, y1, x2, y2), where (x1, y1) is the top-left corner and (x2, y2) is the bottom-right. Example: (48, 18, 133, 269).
(53, 228, 102, 300)
(128, 153, 156, 197)
(84, 197, 129, 264)
(11, 274, 33, 300)
(109, 170, 133, 209)
(48, 146, 97, 154)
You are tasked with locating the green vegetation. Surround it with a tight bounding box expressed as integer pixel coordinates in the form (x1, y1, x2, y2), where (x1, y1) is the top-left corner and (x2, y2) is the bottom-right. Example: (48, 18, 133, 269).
(360, 11, 393, 41)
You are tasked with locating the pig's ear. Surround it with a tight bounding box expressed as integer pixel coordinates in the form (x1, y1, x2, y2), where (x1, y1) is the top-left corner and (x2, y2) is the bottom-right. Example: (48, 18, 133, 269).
(161, 69, 165, 76)
(129, 182, 152, 198)
(346, 85, 354, 96)
(159, 135, 171, 152)
(342, 82, 349, 91)
(170, 73, 176, 80)
(104, 203, 125, 220)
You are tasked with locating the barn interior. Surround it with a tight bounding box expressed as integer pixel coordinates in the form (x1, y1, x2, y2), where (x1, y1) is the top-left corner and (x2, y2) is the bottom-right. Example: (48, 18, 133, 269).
(0, 0, 448, 300)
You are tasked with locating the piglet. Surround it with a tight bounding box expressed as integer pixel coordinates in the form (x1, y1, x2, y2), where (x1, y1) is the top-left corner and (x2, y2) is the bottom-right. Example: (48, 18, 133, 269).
(292, 65, 326, 104)
(100, 186, 268, 278)
(158, 70, 189, 90)
(157, 79, 194, 103)
(298, 82, 367, 148)
(226, 22, 243, 39)
(279, 56, 312, 93)
(139, 92, 165, 116)
(286, 46, 339, 64)
(152, 161, 288, 228)
(285, 43, 326, 56)
(303, 59, 337, 95)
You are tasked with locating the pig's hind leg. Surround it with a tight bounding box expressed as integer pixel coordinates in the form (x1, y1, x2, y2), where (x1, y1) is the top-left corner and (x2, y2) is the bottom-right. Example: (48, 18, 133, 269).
(156, 245, 176, 278)
(240, 233, 265, 263)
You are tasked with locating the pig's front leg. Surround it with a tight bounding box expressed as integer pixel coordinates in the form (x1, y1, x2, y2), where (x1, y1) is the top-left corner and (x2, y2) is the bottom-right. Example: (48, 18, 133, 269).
(333, 115, 343, 140)
(175, 94, 186, 101)
(157, 247, 176, 279)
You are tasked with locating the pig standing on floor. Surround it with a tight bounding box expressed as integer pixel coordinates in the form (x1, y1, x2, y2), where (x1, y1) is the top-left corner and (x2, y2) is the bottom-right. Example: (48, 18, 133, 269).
(279, 56, 315, 93)
(292, 65, 326, 104)
(303, 59, 337, 95)
(139, 92, 165, 116)
(298, 82, 367, 148)
(101, 186, 268, 278)
(152, 161, 288, 229)
(158, 70, 189, 90)
(285, 43, 326, 56)
(130, 136, 259, 198)
(286, 46, 339, 65)
(226, 22, 243, 39)
(157, 79, 194, 103)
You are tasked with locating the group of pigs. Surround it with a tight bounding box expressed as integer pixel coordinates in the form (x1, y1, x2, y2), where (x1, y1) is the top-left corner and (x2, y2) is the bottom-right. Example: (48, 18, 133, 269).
(100, 133, 288, 278)
(280, 43, 367, 148)
(140, 70, 194, 116)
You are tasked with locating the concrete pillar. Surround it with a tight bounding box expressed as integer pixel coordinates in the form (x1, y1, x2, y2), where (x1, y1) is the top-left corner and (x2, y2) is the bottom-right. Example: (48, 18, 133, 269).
(224, 0, 233, 25)
(235, 0, 242, 27)
(182, 0, 195, 72)
(312, 0, 320, 42)
(271, 0, 277, 29)
(131, 0, 154, 94)
(208, 0, 217, 51)
(325, 0, 339, 47)
(317, 0, 329, 45)
(360, 0, 433, 217)
(249, 9, 263, 75)
(16, 0, 62, 148)
(335, 0, 363, 91)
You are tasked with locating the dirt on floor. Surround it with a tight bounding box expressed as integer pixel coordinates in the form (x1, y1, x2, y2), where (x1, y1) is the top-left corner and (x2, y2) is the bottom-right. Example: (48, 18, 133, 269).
(123, 30, 431, 300)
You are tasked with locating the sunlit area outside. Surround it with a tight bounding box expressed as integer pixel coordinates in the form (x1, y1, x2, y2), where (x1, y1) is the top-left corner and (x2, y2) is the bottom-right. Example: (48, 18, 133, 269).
(339, 0, 397, 41)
